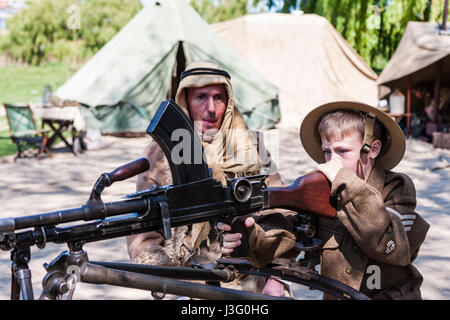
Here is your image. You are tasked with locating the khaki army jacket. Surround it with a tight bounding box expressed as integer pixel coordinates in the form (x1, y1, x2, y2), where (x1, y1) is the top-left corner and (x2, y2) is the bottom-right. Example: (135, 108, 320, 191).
(247, 165, 430, 300)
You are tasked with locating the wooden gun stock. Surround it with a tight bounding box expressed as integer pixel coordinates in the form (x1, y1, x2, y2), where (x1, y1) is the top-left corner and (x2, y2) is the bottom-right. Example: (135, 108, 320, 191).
(230, 171, 336, 258)
(267, 171, 336, 218)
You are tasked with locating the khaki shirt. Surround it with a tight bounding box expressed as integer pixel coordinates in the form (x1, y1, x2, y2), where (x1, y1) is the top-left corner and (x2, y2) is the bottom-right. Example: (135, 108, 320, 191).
(247, 165, 430, 300)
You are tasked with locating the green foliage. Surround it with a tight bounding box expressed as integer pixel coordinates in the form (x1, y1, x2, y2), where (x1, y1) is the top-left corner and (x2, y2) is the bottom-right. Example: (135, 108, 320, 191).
(255, 0, 449, 72)
(1, 0, 142, 66)
(190, 0, 248, 24)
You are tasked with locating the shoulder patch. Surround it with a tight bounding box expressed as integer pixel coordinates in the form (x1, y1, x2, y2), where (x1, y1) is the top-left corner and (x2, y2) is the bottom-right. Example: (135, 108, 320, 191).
(385, 240, 396, 254)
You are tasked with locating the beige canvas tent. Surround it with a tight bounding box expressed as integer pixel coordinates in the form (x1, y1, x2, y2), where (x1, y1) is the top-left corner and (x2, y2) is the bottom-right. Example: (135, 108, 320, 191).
(377, 21, 450, 96)
(54, 0, 281, 133)
(212, 13, 379, 128)
(377, 21, 450, 134)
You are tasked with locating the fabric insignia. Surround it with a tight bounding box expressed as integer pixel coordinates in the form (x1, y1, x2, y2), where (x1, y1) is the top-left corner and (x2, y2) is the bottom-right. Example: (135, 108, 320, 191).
(385, 240, 396, 254)
(386, 207, 416, 231)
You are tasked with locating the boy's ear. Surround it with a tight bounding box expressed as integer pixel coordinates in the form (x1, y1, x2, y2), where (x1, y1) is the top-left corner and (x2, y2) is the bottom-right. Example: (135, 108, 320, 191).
(369, 140, 382, 159)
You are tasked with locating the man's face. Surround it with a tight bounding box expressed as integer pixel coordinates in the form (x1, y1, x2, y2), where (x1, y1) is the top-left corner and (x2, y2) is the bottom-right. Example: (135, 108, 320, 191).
(186, 84, 228, 134)
(321, 132, 363, 175)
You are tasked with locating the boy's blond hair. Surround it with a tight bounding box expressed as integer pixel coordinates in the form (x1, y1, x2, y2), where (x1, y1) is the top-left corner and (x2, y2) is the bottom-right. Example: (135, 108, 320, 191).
(317, 110, 388, 153)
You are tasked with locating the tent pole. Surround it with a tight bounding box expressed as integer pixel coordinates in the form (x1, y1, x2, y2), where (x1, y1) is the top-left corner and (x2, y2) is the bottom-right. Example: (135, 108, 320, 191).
(432, 0, 448, 128)
(407, 75, 412, 137)
(433, 60, 443, 125)
(443, 0, 449, 31)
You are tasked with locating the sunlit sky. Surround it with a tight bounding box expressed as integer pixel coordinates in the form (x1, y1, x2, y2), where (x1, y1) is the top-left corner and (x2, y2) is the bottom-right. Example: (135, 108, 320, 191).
(139, 0, 296, 13)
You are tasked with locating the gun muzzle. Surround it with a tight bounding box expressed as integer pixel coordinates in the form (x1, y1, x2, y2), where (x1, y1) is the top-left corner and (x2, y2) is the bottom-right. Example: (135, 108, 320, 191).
(0, 218, 15, 233)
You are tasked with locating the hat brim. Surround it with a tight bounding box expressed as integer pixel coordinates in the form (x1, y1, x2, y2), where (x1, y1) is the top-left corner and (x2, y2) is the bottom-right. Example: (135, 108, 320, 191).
(299, 101, 406, 170)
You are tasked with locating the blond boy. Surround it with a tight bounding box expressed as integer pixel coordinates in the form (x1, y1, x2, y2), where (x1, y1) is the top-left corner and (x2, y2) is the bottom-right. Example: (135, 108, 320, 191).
(221, 101, 430, 299)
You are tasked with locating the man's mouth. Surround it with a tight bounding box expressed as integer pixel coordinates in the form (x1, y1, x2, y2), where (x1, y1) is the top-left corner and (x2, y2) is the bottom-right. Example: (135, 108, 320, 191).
(203, 118, 218, 125)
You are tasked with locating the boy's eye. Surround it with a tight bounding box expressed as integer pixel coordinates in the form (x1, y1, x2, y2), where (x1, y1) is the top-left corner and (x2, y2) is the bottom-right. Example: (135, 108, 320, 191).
(323, 150, 331, 155)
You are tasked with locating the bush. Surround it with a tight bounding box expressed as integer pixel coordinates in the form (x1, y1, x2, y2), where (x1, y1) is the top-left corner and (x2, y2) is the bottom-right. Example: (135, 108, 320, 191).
(0, 0, 142, 66)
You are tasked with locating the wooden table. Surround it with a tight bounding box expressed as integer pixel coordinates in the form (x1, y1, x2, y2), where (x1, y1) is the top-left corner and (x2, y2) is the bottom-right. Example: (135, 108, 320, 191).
(32, 105, 85, 155)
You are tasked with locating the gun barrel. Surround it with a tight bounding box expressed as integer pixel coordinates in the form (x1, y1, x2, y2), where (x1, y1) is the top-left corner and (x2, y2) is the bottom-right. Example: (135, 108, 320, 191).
(0, 198, 148, 233)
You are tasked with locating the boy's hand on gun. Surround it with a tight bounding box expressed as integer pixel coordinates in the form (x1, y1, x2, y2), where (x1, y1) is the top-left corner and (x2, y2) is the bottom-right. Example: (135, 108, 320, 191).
(217, 217, 286, 297)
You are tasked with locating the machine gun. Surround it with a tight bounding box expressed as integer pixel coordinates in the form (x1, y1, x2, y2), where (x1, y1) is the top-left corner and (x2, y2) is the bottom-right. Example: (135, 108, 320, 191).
(0, 100, 369, 300)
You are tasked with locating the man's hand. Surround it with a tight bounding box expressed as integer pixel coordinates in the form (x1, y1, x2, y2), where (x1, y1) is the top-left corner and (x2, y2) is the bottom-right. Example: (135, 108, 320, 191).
(217, 217, 255, 254)
(316, 157, 344, 183)
(261, 278, 286, 297)
(218, 218, 287, 297)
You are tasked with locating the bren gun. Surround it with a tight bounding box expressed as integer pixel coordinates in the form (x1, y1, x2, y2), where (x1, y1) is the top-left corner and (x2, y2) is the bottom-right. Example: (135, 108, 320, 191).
(0, 100, 369, 300)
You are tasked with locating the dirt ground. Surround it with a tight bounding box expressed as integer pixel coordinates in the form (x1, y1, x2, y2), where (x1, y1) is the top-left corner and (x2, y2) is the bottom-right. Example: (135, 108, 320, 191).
(0, 127, 449, 300)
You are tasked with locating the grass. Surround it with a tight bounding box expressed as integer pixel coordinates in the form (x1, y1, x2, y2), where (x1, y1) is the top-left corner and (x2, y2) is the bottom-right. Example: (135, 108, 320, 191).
(0, 62, 78, 157)
(0, 115, 16, 157)
(0, 62, 75, 104)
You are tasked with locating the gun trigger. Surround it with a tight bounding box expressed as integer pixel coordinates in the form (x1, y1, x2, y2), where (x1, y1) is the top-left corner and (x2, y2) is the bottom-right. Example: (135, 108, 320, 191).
(158, 200, 172, 240)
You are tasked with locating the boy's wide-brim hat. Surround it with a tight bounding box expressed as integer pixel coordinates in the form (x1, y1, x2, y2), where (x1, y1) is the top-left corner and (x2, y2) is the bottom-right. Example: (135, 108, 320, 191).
(299, 101, 406, 170)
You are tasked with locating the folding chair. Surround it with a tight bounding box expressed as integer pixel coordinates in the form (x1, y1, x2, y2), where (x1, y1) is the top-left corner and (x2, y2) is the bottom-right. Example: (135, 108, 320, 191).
(3, 103, 53, 161)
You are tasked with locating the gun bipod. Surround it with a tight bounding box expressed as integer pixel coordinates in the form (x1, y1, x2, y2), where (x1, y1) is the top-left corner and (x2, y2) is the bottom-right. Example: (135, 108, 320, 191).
(35, 245, 289, 300)
(10, 246, 34, 300)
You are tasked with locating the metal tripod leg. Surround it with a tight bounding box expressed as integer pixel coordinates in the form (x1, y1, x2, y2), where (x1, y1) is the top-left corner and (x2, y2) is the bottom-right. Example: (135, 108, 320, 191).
(11, 265, 20, 300)
(10, 247, 34, 300)
(17, 269, 34, 300)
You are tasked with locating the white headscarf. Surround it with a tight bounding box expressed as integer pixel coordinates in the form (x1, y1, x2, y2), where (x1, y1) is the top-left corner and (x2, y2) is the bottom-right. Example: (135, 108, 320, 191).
(175, 61, 262, 185)
(175, 61, 263, 250)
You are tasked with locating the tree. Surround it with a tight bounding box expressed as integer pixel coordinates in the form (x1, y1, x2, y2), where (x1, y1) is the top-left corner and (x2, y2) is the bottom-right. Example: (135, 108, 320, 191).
(1, 0, 142, 66)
